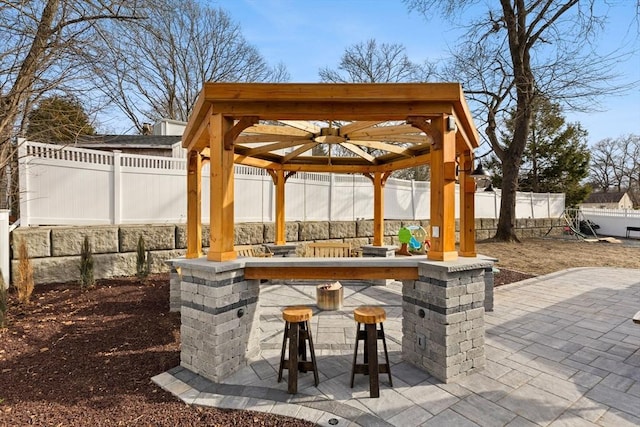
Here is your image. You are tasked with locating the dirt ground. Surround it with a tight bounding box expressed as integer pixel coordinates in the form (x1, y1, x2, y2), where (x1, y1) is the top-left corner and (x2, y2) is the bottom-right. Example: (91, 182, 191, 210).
(1, 237, 638, 426)
(477, 235, 640, 276)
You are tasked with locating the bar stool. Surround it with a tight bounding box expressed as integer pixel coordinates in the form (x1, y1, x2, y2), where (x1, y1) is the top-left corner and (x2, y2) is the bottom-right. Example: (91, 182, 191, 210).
(277, 305, 319, 394)
(350, 306, 393, 398)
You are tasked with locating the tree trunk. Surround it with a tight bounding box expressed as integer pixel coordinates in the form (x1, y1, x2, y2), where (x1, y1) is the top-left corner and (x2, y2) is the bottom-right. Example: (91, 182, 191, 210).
(495, 145, 523, 241)
(493, 0, 536, 241)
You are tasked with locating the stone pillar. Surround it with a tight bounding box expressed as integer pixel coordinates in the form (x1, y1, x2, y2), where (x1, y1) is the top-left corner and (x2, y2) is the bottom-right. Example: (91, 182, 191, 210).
(484, 266, 494, 312)
(167, 262, 181, 312)
(402, 261, 490, 383)
(176, 260, 260, 382)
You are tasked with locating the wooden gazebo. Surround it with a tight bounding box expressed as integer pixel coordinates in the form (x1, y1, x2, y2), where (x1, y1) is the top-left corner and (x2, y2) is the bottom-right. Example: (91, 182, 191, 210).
(182, 83, 480, 262)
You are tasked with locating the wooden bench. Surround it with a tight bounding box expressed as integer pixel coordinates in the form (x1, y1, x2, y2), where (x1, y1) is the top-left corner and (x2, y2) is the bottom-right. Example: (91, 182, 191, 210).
(626, 226, 640, 238)
(304, 242, 352, 258)
(235, 245, 272, 257)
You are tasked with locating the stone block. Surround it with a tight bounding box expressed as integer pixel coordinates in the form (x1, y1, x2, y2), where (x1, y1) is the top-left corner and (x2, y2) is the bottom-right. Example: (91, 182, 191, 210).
(51, 226, 119, 256)
(11, 228, 51, 259)
(467, 281, 485, 294)
(466, 307, 484, 320)
(149, 249, 186, 273)
(94, 252, 138, 278)
(175, 224, 187, 249)
(119, 225, 176, 252)
(343, 237, 370, 251)
(299, 221, 329, 241)
(13, 255, 77, 285)
(234, 223, 264, 245)
(466, 328, 484, 340)
(467, 347, 484, 360)
(384, 220, 402, 237)
(263, 222, 299, 243)
(459, 294, 473, 306)
(176, 224, 210, 249)
(356, 220, 373, 237)
(329, 221, 356, 239)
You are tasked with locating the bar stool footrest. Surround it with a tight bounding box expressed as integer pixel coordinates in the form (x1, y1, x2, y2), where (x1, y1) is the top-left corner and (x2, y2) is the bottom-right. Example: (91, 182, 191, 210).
(356, 329, 386, 340)
(280, 361, 316, 373)
(352, 364, 391, 376)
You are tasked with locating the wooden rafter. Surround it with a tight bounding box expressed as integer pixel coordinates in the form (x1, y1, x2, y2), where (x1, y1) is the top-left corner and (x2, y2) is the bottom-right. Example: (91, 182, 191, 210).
(243, 139, 311, 156)
(245, 123, 311, 137)
(283, 142, 318, 162)
(339, 142, 376, 163)
(339, 121, 384, 135)
(347, 139, 414, 156)
(235, 134, 311, 144)
(279, 120, 321, 133)
(349, 124, 423, 138)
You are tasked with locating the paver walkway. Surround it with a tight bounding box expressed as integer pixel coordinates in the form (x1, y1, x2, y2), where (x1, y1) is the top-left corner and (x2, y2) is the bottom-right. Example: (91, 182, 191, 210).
(153, 267, 640, 426)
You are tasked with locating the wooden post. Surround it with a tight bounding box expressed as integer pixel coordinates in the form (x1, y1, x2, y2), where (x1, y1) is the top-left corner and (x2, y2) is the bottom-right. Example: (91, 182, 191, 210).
(428, 115, 458, 261)
(373, 171, 384, 246)
(459, 150, 477, 257)
(275, 169, 286, 245)
(186, 150, 202, 258)
(208, 113, 236, 261)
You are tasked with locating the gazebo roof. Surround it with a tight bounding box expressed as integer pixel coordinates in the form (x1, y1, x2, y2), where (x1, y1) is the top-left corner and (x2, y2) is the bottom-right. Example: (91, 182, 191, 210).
(182, 82, 481, 262)
(182, 83, 480, 174)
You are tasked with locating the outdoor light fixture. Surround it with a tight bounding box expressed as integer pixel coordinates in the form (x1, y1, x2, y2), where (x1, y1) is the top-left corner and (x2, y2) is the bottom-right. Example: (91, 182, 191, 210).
(470, 161, 491, 179)
(484, 183, 495, 192)
(447, 116, 457, 132)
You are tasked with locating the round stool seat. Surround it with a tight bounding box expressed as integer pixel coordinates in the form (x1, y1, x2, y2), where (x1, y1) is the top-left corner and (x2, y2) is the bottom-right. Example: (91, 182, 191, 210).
(282, 306, 313, 323)
(354, 306, 386, 324)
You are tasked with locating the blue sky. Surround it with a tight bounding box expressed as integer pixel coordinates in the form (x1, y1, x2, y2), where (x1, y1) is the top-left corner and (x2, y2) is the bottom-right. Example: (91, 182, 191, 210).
(215, 0, 639, 146)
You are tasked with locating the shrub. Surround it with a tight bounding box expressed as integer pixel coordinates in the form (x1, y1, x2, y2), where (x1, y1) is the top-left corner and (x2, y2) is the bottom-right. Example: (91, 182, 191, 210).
(0, 270, 7, 328)
(79, 235, 95, 289)
(136, 235, 150, 279)
(15, 240, 34, 304)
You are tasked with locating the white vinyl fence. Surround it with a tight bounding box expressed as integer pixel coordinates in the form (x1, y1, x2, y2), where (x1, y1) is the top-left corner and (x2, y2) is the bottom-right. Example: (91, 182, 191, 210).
(581, 208, 640, 238)
(18, 140, 565, 226)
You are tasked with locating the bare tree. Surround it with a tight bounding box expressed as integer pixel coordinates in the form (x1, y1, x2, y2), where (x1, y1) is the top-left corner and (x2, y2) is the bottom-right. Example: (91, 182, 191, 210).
(0, 0, 148, 210)
(319, 39, 433, 83)
(94, 0, 289, 132)
(319, 39, 433, 179)
(405, 0, 637, 240)
(589, 134, 640, 206)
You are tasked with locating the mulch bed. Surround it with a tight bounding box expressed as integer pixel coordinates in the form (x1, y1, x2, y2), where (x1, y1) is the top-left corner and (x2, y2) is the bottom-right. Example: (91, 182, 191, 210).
(0, 269, 529, 426)
(493, 268, 536, 286)
(0, 275, 313, 427)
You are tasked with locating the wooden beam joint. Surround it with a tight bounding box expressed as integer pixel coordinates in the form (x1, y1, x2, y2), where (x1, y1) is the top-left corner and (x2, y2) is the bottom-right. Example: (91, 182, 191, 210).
(407, 116, 441, 149)
(224, 116, 259, 150)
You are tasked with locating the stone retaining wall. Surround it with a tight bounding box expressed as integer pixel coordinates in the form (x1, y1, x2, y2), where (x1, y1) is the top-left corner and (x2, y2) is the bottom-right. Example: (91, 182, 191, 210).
(10, 218, 564, 284)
